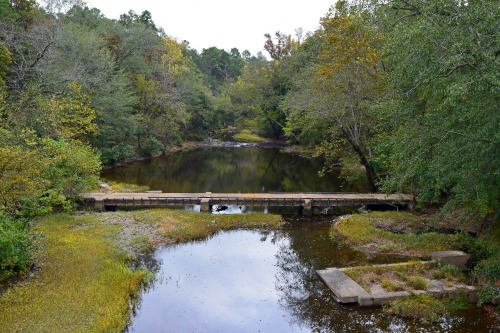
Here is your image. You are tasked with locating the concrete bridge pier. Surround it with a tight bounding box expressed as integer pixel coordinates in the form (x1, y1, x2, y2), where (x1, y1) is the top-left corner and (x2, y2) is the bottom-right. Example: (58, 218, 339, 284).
(200, 198, 212, 213)
(94, 199, 105, 211)
(302, 199, 313, 216)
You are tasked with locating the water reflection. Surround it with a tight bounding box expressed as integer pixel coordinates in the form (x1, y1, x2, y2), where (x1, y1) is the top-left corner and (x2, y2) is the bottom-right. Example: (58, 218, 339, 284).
(126, 221, 494, 332)
(102, 147, 367, 193)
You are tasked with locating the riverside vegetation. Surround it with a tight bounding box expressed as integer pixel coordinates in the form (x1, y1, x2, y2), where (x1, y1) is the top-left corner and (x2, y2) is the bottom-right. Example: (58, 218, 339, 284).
(0, 210, 284, 332)
(0, 0, 498, 330)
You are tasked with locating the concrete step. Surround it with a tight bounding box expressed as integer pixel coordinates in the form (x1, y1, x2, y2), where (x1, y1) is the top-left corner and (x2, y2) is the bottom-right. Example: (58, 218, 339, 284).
(316, 268, 369, 303)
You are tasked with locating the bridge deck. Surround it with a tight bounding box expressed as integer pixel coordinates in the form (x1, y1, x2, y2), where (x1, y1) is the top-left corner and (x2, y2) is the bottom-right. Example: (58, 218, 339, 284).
(83, 192, 413, 213)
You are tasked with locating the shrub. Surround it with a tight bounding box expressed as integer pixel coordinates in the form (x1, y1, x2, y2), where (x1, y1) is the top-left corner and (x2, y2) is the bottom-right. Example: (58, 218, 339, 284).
(0, 215, 35, 282)
(473, 257, 500, 306)
(140, 136, 164, 157)
(458, 232, 497, 264)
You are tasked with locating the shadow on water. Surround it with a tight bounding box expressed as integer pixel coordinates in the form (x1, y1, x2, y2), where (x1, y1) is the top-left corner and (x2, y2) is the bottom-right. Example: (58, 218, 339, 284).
(125, 217, 495, 333)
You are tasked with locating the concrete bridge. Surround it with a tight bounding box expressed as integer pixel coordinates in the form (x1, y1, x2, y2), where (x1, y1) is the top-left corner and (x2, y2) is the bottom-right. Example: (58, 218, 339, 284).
(83, 191, 413, 215)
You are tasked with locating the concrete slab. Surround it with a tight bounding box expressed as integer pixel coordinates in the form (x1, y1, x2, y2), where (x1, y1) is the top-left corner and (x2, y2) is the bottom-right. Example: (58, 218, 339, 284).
(430, 251, 470, 271)
(316, 268, 369, 303)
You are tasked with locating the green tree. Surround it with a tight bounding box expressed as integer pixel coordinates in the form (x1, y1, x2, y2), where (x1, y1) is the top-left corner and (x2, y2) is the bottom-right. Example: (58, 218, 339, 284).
(378, 0, 500, 216)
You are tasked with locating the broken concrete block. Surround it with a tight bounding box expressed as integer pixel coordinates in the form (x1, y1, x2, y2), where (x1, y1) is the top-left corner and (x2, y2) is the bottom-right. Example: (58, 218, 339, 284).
(430, 251, 470, 271)
(372, 291, 410, 306)
(358, 295, 374, 307)
(316, 268, 369, 303)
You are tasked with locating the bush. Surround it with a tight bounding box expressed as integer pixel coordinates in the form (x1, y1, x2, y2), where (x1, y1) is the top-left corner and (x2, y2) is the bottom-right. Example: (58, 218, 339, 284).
(0, 215, 35, 282)
(140, 136, 164, 157)
(100, 143, 135, 165)
(458, 232, 497, 264)
(473, 257, 500, 306)
(41, 138, 101, 200)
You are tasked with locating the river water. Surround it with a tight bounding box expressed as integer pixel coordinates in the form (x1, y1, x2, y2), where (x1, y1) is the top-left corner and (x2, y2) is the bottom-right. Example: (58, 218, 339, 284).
(103, 147, 496, 332)
(102, 146, 366, 193)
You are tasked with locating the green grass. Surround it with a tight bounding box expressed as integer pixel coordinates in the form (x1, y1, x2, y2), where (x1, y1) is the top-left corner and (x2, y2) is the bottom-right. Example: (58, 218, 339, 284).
(129, 208, 284, 243)
(384, 294, 449, 322)
(332, 212, 460, 257)
(108, 181, 150, 193)
(233, 130, 267, 143)
(0, 213, 148, 333)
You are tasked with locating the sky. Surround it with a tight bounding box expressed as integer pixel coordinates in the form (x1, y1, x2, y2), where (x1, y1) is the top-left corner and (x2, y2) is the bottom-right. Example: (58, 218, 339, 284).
(85, 0, 336, 56)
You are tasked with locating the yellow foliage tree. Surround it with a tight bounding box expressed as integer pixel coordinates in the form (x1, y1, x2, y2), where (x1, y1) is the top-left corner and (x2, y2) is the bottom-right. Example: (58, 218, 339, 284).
(42, 82, 98, 142)
(0, 145, 44, 213)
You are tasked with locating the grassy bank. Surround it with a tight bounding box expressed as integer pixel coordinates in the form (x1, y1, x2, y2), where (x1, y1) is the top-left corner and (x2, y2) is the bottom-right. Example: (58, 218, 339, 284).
(233, 129, 267, 143)
(332, 212, 461, 257)
(0, 213, 148, 332)
(0, 209, 284, 332)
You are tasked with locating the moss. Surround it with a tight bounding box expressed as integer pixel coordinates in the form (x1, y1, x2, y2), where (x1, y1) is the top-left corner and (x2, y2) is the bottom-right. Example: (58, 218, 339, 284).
(332, 212, 460, 257)
(0, 213, 148, 333)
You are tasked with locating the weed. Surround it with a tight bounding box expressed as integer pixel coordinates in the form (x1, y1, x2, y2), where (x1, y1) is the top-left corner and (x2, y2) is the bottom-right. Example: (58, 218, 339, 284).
(432, 263, 466, 282)
(381, 278, 405, 292)
(406, 276, 428, 290)
(130, 208, 284, 243)
(384, 294, 448, 322)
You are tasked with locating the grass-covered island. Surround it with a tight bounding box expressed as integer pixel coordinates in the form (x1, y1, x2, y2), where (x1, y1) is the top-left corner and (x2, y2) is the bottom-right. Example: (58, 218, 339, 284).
(332, 211, 499, 321)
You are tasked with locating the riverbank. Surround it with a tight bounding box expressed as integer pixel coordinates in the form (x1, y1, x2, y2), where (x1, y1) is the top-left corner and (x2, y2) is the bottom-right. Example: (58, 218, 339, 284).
(0, 210, 284, 332)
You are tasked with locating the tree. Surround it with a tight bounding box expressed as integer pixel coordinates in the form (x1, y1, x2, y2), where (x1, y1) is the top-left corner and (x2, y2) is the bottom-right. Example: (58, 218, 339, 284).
(264, 31, 294, 60)
(377, 0, 500, 217)
(0, 145, 44, 213)
(284, 10, 387, 192)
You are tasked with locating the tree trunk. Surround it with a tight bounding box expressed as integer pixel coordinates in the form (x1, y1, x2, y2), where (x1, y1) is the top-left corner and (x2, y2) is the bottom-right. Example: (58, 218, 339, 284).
(339, 127, 378, 192)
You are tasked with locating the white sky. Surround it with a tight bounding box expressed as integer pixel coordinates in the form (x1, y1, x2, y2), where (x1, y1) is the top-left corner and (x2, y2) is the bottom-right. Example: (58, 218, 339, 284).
(85, 0, 336, 56)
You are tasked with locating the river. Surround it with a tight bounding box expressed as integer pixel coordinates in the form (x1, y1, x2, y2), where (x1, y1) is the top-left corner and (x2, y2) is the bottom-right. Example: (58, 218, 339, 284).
(102, 147, 496, 332)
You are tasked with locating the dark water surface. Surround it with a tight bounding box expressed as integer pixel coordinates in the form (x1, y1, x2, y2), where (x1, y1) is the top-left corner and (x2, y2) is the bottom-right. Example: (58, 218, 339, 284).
(126, 220, 494, 332)
(102, 146, 366, 193)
